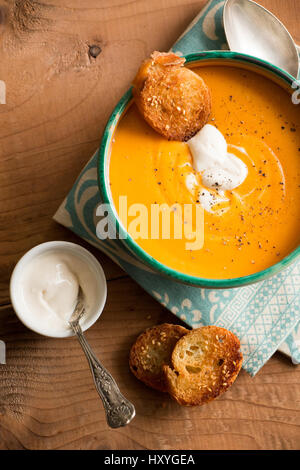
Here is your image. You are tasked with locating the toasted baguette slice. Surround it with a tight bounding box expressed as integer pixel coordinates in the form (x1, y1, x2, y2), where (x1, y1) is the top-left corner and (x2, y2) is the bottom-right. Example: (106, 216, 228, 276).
(129, 323, 189, 392)
(132, 51, 211, 141)
(163, 326, 243, 406)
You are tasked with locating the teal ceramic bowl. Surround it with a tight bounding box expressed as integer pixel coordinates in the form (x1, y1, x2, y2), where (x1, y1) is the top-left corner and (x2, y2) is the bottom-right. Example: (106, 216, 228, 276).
(98, 51, 300, 288)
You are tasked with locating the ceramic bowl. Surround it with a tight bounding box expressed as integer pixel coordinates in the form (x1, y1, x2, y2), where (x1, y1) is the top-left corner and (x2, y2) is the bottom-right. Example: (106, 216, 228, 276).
(98, 51, 300, 288)
(10, 241, 107, 338)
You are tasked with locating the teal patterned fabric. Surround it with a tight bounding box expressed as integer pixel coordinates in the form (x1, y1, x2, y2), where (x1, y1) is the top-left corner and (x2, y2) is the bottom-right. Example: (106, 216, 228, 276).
(54, 0, 300, 375)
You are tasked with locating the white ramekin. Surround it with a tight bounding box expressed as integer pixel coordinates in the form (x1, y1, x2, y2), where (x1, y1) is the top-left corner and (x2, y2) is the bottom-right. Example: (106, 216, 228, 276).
(10, 241, 107, 338)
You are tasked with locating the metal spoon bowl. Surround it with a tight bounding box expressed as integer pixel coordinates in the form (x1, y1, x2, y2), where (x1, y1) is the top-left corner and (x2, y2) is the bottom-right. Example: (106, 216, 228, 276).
(223, 0, 299, 78)
(69, 286, 136, 428)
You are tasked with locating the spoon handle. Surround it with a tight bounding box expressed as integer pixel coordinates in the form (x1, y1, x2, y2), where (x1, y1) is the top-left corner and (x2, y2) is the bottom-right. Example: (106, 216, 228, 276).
(71, 323, 135, 428)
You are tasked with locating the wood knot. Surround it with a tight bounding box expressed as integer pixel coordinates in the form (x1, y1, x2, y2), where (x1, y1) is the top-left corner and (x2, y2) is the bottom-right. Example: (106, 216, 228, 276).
(88, 45, 102, 59)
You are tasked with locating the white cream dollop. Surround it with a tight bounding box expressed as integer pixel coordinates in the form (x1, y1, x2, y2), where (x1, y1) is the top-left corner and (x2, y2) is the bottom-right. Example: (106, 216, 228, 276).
(188, 124, 248, 191)
(198, 188, 229, 214)
(185, 173, 198, 192)
(20, 252, 98, 335)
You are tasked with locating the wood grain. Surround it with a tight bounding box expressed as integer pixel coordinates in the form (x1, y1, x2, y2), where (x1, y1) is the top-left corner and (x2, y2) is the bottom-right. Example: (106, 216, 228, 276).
(0, 0, 299, 450)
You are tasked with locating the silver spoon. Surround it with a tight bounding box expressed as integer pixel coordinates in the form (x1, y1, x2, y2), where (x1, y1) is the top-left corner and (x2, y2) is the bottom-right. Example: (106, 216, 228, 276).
(223, 0, 299, 78)
(69, 286, 135, 428)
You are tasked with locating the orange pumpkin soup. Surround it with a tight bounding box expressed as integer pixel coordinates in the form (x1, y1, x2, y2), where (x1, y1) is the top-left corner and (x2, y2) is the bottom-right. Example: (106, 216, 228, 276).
(109, 64, 300, 279)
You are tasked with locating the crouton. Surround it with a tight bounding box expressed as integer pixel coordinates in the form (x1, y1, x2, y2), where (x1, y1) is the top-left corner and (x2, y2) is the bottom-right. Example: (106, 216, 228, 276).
(163, 326, 243, 406)
(129, 323, 189, 392)
(132, 51, 211, 141)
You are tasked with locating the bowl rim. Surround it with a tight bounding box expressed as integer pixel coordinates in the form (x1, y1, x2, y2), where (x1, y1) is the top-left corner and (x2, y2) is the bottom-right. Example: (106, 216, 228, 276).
(98, 50, 300, 288)
(10, 241, 107, 338)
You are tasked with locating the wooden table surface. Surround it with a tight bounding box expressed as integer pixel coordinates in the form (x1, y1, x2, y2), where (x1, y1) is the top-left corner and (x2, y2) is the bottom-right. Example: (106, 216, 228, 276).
(0, 0, 299, 450)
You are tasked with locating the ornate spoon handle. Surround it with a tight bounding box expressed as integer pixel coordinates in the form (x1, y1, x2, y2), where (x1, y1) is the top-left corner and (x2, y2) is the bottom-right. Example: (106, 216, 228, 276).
(71, 322, 135, 428)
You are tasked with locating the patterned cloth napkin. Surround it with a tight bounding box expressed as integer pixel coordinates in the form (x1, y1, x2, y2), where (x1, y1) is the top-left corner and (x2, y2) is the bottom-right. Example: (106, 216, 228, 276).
(54, 0, 300, 375)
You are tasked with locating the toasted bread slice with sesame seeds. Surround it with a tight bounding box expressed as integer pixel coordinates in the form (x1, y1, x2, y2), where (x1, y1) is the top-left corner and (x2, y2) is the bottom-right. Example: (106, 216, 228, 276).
(163, 326, 243, 406)
(129, 323, 189, 392)
(132, 51, 211, 141)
